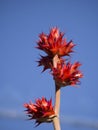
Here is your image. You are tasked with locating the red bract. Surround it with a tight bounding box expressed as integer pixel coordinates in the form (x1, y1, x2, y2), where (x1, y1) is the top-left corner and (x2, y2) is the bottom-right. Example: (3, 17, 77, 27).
(37, 27, 75, 57)
(37, 55, 52, 72)
(52, 61, 83, 87)
(37, 55, 65, 72)
(24, 97, 55, 126)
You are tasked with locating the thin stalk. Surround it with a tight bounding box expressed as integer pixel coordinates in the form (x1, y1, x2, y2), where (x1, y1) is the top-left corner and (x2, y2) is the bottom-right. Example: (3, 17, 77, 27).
(53, 84, 61, 130)
(54, 84, 60, 115)
(53, 116, 61, 130)
(52, 55, 61, 130)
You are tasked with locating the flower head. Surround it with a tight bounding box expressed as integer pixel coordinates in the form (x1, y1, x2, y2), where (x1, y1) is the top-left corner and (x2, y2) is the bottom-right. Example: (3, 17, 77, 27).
(24, 97, 55, 126)
(52, 61, 83, 87)
(37, 27, 75, 57)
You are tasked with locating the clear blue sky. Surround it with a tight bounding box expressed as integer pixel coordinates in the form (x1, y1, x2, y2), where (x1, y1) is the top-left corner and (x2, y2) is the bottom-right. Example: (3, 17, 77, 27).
(0, 0, 98, 130)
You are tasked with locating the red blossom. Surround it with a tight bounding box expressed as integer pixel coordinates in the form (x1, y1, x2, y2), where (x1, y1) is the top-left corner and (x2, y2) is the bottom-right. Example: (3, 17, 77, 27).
(37, 27, 75, 57)
(24, 97, 55, 126)
(52, 61, 83, 87)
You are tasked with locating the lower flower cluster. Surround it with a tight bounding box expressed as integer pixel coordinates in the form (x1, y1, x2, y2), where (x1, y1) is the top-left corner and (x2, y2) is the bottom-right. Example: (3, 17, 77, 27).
(24, 97, 56, 126)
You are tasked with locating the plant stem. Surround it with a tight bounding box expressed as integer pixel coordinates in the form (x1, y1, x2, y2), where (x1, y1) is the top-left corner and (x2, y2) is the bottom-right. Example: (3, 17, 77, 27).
(53, 84, 61, 130)
(53, 116, 61, 130)
(52, 55, 61, 130)
(54, 84, 60, 116)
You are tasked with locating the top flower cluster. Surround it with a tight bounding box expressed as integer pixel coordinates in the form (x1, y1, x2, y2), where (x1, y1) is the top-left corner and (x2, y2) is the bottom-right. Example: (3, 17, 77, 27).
(37, 27, 83, 87)
(37, 27, 75, 57)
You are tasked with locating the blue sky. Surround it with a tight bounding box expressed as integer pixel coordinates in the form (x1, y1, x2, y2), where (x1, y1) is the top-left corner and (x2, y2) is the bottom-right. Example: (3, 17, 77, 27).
(0, 0, 98, 130)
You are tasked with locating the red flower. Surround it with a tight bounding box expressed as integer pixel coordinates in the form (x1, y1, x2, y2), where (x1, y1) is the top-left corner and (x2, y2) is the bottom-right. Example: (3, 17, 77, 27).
(24, 97, 55, 126)
(37, 27, 75, 57)
(52, 61, 83, 87)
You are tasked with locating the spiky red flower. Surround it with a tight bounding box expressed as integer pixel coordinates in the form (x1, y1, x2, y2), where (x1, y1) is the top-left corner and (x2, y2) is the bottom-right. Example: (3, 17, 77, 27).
(37, 27, 75, 57)
(24, 97, 55, 126)
(52, 61, 83, 87)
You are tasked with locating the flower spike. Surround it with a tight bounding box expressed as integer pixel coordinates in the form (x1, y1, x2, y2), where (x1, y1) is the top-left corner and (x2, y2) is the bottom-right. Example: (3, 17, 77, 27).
(24, 27, 83, 130)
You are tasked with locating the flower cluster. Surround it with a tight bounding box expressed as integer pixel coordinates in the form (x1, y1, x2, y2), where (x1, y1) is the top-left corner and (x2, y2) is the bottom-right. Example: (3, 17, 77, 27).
(52, 61, 83, 87)
(37, 27, 83, 87)
(24, 97, 55, 126)
(37, 28, 75, 57)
